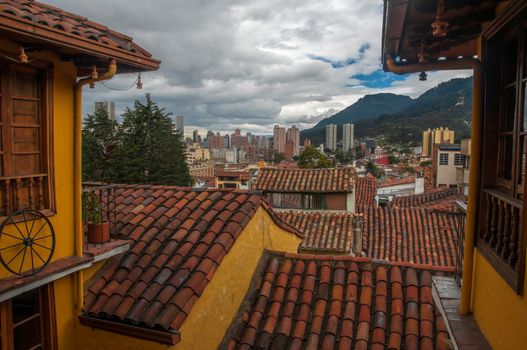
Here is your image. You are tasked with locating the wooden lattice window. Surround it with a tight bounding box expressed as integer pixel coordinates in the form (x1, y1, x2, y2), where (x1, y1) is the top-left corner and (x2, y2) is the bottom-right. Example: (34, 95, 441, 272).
(0, 61, 53, 217)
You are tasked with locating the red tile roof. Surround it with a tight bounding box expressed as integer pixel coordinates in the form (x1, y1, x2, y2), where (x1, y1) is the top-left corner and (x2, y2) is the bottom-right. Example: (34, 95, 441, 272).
(356, 176, 378, 212)
(388, 187, 463, 210)
(253, 168, 355, 193)
(224, 252, 452, 350)
(83, 185, 300, 339)
(276, 211, 358, 254)
(0, 0, 160, 72)
(363, 207, 460, 267)
(379, 176, 416, 188)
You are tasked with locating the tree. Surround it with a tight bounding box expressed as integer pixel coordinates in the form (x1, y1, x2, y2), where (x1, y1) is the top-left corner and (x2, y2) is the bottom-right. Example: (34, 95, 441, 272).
(366, 161, 383, 178)
(274, 152, 286, 164)
(420, 160, 432, 167)
(113, 94, 192, 186)
(82, 108, 119, 182)
(297, 146, 332, 168)
(388, 155, 400, 164)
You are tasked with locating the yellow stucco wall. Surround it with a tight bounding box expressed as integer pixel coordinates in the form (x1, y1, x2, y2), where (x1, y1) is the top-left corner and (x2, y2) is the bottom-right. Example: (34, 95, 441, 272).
(0, 39, 80, 350)
(472, 249, 527, 350)
(74, 207, 301, 350)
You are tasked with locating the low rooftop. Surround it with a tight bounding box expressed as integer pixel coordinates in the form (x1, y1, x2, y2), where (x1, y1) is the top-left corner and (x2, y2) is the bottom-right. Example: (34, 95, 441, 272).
(223, 252, 452, 349)
(253, 167, 355, 193)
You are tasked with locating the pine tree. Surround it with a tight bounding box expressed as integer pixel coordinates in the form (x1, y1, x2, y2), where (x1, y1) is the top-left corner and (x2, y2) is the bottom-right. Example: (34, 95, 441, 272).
(113, 94, 192, 186)
(82, 109, 119, 181)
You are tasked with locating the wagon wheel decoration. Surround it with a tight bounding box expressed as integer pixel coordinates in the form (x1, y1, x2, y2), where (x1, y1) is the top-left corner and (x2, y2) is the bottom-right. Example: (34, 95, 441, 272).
(0, 209, 55, 276)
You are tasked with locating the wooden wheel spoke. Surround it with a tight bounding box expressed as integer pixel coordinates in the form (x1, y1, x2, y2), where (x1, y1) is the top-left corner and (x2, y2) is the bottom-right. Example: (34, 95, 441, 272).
(31, 221, 48, 240)
(32, 241, 52, 251)
(7, 217, 26, 239)
(30, 245, 35, 272)
(1, 232, 24, 241)
(28, 216, 37, 237)
(33, 235, 52, 242)
(0, 242, 24, 251)
(18, 246, 27, 274)
(22, 211, 30, 236)
(32, 247, 46, 264)
(6, 246, 25, 266)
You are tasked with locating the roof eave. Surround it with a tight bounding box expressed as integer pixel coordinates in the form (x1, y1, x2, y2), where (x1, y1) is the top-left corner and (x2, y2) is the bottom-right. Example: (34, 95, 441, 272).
(0, 13, 160, 73)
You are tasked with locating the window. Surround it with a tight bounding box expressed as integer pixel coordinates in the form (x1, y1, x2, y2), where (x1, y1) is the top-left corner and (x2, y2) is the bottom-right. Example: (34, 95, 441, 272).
(0, 61, 53, 216)
(454, 153, 464, 166)
(0, 285, 57, 349)
(302, 194, 327, 210)
(439, 153, 449, 165)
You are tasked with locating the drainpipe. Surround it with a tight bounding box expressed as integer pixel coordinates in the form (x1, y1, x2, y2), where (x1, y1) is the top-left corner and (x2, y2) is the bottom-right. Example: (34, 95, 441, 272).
(384, 55, 482, 315)
(73, 59, 117, 312)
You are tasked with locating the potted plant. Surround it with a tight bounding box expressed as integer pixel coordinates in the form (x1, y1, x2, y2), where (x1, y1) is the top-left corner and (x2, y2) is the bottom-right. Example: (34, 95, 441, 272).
(82, 192, 109, 244)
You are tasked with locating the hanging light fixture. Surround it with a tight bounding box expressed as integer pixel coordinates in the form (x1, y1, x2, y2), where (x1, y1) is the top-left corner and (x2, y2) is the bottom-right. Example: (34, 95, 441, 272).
(136, 73, 143, 89)
(91, 65, 98, 79)
(431, 0, 449, 37)
(419, 71, 428, 81)
(18, 47, 28, 63)
(417, 39, 428, 64)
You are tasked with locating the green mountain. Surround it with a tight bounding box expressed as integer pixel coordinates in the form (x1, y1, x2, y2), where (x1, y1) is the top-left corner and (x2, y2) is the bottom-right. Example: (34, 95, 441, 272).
(301, 77, 473, 145)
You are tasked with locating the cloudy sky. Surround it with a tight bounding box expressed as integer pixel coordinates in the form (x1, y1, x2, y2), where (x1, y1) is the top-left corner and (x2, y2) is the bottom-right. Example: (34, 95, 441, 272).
(48, 0, 470, 136)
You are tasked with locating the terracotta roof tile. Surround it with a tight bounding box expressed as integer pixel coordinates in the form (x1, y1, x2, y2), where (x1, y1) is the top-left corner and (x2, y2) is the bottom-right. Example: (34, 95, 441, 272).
(275, 210, 357, 254)
(223, 252, 452, 349)
(356, 176, 378, 212)
(84, 185, 270, 335)
(362, 207, 460, 267)
(0, 0, 159, 71)
(253, 167, 355, 193)
(388, 187, 464, 210)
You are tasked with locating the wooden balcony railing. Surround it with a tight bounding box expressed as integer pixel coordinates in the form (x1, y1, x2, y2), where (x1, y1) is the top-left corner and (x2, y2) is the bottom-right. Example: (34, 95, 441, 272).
(0, 174, 50, 217)
(479, 189, 525, 293)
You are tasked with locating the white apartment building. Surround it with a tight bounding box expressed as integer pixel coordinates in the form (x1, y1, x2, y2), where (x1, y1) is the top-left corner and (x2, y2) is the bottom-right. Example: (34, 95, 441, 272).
(325, 124, 337, 151)
(342, 123, 354, 152)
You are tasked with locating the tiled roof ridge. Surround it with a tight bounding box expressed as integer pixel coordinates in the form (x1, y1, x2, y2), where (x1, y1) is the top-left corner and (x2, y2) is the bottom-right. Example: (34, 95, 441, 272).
(98, 183, 259, 195)
(388, 187, 460, 208)
(261, 201, 304, 238)
(266, 250, 456, 272)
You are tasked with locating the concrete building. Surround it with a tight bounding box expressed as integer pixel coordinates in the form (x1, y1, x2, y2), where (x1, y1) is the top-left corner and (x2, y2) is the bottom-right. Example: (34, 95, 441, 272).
(284, 139, 294, 161)
(286, 125, 300, 156)
(456, 139, 471, 195)
(192, 130, 199, 144)
(325, 124, 337, 151)
(94, 101, 115, 120)
(342, 123, 354, 153)
(175, 115, 184, 135)
(273, 125, 286, 154)
(432, 143, 462, 187)
(422, 127, 455, 157)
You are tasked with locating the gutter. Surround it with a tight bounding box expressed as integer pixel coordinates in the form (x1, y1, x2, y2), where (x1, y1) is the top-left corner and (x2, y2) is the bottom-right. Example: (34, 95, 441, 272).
(73, 59, 117, 312)
(385, 55, 480, 74)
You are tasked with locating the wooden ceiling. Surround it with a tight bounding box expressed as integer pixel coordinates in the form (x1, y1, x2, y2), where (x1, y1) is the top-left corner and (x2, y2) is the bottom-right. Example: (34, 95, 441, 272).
(382, 0, 502, 67)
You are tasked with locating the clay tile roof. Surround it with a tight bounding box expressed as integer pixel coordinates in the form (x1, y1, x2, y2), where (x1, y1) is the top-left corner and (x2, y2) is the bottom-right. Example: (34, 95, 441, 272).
(356, 177, 378, 212)
(223, 252, 452, 349)
(275, 211, 358, 254)
(363, 207, 461, 267)
(84, 185, 280, 336)
(253, 167, 355, 193)
(388, 187, 465, 211)
(0, 0, 159, 71)
(379, 176, 415, 188)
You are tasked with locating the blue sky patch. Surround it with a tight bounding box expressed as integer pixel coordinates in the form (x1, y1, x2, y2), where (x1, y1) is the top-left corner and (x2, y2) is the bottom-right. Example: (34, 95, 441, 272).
(351, 70, 406, 88)
(308, 55, 357, 68)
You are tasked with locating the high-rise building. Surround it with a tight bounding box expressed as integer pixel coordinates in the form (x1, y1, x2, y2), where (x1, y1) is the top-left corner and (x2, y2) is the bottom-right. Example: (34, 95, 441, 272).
(286, 125, 300, 156)
(422, 127, 455, 157)
(223, 135, 230, 149)
(176, 115, 184, 135)
(284, 139, 295, 161)
(193, 130, 199, 144)
(94, 101, 115, 120)
(273, 125, 286, 154)
(325, 124, 337, 151)
(342, 123, 354, 153)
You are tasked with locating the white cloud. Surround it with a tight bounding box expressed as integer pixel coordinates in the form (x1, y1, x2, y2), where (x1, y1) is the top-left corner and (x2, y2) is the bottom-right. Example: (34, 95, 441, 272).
(47, 0, 470, 134)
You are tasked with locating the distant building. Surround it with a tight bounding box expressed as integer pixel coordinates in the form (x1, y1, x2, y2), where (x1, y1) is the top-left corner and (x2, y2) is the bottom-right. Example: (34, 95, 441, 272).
(325, 124, 337, 151)
(303, 139, 311, 148)
(342, 123, 354, 153)
(286, 125, 300, 156)
(94, 101, 115, 120)
(432, 143, 462, 187)
(456, 139, 471, 195)
(284, 139, 294, 161)
(273, 125, 286, 154)
(216, 170, 250, 190)
(192, 130, 199, 144)
(422, 127, 455, 157)
(223, 135, 230, 149)
(176, 115, 184, 135)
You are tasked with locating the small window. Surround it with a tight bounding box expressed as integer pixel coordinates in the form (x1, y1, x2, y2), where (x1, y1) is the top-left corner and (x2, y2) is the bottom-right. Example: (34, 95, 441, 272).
(454, 153, 464, 166)
(439, 153, 449, 165)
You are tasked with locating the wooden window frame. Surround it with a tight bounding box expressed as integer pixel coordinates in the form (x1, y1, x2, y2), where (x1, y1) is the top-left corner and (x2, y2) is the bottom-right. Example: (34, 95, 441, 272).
(0, 55, 56, 218)
(479, 5, 527, 294)
(439, 153, 449, 165)
(0, 284, 57, 349)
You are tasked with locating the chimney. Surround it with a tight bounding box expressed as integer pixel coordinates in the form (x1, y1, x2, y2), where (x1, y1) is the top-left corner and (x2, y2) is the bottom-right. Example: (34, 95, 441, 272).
(352, 215, 364, 256)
